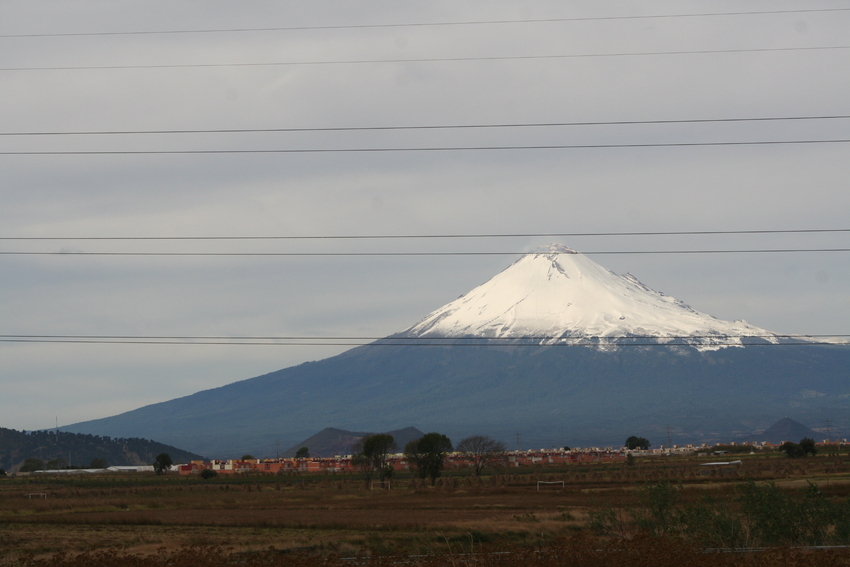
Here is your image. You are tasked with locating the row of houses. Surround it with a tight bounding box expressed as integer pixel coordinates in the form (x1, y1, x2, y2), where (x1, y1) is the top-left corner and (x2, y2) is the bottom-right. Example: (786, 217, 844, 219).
(176, 448, 626, 475)
(177, 438, 849, 476)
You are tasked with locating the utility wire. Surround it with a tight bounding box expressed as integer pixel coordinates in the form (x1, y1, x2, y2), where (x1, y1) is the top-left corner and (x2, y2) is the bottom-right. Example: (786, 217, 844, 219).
(2, 114, 848, 137)
(1, 249, 849, 257)
(2, 228, 847, 241)
(0, 337, 844, 347)
(2, 334, 844, 341)
(3, 45, 850, 72)
(3, 139, 850, 155)
(2, 8, 847, 38)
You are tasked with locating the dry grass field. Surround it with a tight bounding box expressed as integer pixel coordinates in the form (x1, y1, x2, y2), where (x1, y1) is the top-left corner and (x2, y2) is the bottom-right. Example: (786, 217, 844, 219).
(3, 453, 850, 566)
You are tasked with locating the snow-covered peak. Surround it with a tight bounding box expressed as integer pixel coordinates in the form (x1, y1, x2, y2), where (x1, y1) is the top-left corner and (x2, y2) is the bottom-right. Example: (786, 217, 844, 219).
(532, 243, 579, 255)
(400, 245, 780, 350)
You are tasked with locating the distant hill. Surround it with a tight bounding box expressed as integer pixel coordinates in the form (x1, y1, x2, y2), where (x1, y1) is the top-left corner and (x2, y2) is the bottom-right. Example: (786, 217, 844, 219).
(737, 417, 821, 444)
(0, 427, 202, 472)
(283, 426, 425, 457)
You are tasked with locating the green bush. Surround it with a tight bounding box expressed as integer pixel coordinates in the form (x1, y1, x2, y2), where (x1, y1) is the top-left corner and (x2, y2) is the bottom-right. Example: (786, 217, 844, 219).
(737, 480, 837, 546)
(633, 480, 680, 535)
(589, 480, 850, 547)
(677, 495, 743, 548)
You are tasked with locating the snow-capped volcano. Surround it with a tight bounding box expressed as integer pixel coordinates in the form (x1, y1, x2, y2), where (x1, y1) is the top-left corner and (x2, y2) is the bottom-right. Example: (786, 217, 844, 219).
(402, 244, 778, 350)
(65, 242, 849, 456)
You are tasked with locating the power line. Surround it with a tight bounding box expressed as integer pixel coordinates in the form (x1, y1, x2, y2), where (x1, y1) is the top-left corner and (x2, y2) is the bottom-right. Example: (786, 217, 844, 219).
(2, 9, 846, 38)
(1, 333, 846, 346)
(0, 337, 844, 346)
(1, 248, 849, 257)
(2, 228, 847, 241)
(3, 45, 850, 72)
(3, 139, 850, 155)
(2, 114, 848, 137)
(2, 334, 844, 341)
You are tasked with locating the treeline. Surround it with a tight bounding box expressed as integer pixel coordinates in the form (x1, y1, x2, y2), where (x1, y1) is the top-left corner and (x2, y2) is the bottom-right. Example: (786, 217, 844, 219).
(0, 427, 202, 472)
(350, 432, 507, 487)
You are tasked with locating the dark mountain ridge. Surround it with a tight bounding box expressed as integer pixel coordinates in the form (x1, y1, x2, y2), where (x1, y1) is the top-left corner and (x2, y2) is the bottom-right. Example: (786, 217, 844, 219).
(737, 417, 822, 444)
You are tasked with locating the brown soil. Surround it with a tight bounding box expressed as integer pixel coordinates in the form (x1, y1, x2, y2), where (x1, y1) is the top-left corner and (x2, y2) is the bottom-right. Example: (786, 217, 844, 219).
(2, 453, 849, 562)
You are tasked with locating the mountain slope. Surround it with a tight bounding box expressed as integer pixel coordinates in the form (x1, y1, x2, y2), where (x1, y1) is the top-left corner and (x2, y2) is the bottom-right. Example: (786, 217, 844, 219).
(62, 341, 850, 457)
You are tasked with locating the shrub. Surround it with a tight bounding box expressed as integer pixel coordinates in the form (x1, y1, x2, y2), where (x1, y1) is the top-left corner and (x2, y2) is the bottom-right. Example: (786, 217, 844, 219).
(19, 458, 44, 472)
(633, 480, 680, 535)
(780, 442, 806, 458)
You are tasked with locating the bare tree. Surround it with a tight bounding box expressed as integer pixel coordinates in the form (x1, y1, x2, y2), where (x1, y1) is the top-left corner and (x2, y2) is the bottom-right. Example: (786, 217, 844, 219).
(456, 435, 507, 476)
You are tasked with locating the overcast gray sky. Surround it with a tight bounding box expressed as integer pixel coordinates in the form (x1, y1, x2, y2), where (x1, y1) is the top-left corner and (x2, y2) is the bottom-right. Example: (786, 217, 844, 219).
(2, 1, 848, 433)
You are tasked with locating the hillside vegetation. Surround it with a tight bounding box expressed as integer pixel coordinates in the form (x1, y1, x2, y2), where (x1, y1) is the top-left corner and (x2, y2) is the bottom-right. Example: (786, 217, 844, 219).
(0, 427, 202, 472)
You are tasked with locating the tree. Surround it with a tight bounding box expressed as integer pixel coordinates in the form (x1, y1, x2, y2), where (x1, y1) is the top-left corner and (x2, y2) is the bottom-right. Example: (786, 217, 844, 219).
(382, 463, 394, 480)
(456, 435, 507, 476)
(780, 439, 817, 458)
(625, 436, 651, 450)
(404, 439, 426, 479)
(153, 452, 173, 475)
(241, 454, 255, 461)
(780, 441, 805, 458)
(89, 458, 108, 469)
(351, 434, 396, 485)
(19, 458, 44, 473)
(199, 468, 218, 479)
(405, 432, 453, 485)
(295, 447, 310, 459)
(799, 438, 817, 456)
